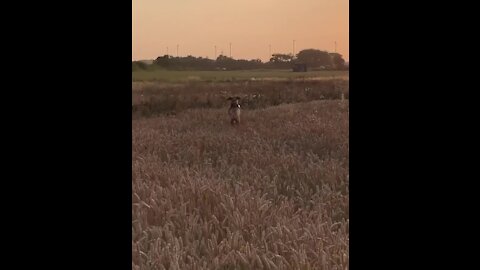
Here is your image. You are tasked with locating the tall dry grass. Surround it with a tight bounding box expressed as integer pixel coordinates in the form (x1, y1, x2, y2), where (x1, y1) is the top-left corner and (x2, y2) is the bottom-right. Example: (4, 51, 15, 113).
(133, 98, 349, 269)
(132, 80, 348, 118)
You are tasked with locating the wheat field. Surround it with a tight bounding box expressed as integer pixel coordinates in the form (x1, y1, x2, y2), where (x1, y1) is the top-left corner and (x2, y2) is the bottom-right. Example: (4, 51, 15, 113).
(132, 69, 349, 82)
(132, 82, 349, 269)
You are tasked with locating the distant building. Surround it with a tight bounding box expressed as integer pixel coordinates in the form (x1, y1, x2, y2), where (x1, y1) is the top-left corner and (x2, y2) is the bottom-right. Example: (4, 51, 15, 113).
(293, 63, 307, 72)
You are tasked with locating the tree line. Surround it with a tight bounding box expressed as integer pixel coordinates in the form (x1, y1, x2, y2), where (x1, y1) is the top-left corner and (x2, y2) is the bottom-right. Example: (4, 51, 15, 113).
(132, 49, 347, 71)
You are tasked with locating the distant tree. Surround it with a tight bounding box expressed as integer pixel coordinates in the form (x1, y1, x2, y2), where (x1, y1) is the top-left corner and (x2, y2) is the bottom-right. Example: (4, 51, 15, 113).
(216, 55, 231, 62)
(215, 55, 235, 70)
(329, 53, 346, 70)
(296, 49, 332, 68)
(154, 55, 171, 68)
(132, 61, 148, 71)
(269, 53, 293, 63)
(267, 54, 293, 69)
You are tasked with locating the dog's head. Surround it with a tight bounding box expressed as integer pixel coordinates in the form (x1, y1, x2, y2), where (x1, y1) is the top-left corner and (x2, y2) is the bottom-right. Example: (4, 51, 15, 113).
(227, 96, 241, 107)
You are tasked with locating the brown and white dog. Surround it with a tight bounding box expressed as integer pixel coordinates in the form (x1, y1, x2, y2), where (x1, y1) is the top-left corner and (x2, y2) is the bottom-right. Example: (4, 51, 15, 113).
(227, 96, 241, 125)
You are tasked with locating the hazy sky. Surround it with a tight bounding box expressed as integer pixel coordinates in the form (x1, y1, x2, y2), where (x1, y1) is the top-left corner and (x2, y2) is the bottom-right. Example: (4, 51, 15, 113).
(132, 0, 349, 62)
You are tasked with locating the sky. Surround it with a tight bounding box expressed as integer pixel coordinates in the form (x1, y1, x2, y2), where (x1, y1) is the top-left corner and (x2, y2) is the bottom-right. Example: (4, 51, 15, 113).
(132, 0, 349, 62)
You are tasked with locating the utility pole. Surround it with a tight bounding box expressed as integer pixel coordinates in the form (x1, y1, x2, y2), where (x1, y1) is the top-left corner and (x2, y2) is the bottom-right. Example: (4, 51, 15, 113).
(176, 44, 179, 57)
(293, 40, 296, 58)
(214, 45, 217, 59)
(229, 43, 232, 58)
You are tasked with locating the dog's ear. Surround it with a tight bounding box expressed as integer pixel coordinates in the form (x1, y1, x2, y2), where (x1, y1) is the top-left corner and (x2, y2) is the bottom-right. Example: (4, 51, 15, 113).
(235, 96, 241, 100)
(227, 97, 232, 101)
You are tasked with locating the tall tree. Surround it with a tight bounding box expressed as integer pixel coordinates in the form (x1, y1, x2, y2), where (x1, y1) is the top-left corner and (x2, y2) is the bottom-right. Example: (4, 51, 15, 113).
(329, 53, 346, 70)
(296, 49, 332, 68)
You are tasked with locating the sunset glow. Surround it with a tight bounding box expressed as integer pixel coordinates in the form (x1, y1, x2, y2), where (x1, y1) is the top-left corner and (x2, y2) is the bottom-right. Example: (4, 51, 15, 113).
(132, 0, 349, 62)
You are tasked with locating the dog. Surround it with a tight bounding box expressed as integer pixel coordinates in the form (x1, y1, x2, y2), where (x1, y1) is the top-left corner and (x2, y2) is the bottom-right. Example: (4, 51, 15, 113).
(227, 96, 241, 125)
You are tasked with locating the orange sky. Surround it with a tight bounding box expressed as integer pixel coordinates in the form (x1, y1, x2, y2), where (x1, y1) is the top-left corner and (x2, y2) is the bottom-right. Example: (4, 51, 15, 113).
(132, 0, 348, 62)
